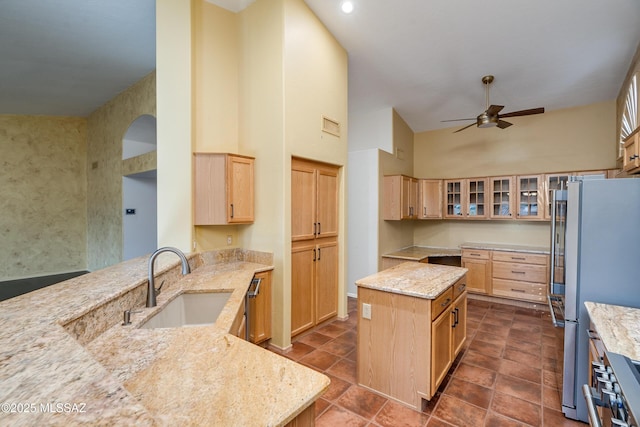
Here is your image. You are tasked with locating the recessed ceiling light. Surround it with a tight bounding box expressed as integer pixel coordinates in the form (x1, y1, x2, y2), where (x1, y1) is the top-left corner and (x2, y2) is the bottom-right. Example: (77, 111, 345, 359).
(341, 1, 354, 14)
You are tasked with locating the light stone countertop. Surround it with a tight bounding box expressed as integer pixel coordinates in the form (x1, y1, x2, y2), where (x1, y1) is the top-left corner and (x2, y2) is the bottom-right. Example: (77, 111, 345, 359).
(460, 242, 550, 254)
(382, 246, 461, 261)
(0, 250, 329, 426)
(585, 301, 640, 361)
(355, 262, 467, 299)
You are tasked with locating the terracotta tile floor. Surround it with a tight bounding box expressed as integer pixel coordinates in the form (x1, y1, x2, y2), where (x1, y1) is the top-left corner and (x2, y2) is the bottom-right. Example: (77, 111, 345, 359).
(270, 297, 588, 426)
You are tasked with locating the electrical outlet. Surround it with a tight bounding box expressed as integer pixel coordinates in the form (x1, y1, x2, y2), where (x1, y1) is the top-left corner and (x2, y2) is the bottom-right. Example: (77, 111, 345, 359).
(227, 235, 232, 246)
(362, 303, 372, 320)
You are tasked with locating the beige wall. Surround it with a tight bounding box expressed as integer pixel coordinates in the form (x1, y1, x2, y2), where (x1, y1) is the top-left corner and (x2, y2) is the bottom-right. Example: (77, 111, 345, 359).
(378, 111, 415, 266)
(0, 115, 87, 280)
(184, 0, 348, 349)
(281, 0, 348, 347)
(86, 71, 156, 270)
(409, 100, 616, 249)
(156, 0, 193, 253)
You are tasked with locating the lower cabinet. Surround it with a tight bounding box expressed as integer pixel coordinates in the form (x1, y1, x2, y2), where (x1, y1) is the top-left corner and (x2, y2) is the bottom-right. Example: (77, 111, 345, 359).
(248, 271, 272, 344)
(491, 251, 548, 303)
(431, 289, 467, 393)
(358, 276, 467, 410)
(463, 248, 549, 304)
(461, 249, 491, 294)
(291, 240, 338, 337)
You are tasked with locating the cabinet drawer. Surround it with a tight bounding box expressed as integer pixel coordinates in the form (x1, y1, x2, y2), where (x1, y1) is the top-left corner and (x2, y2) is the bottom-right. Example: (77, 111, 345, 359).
(452, 277, 467, 299)
(461, 249, 490, 260)
(492, 261, 547, 283)
(492, 251, 548, 265)
(492, 279, 546, 303)
(431, 287, 453, 321)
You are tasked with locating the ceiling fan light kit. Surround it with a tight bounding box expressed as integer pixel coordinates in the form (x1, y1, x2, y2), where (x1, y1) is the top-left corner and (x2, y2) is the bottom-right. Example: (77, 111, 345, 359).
(443, 75, 545, 133)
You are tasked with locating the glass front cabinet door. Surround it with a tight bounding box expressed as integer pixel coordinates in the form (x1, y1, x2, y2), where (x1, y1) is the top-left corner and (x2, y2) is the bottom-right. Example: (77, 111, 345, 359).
(444, 179, 465, 219)
(516, 175, 544, 220)
(466, 178, 488, 219)
(490, 176, 515, 219)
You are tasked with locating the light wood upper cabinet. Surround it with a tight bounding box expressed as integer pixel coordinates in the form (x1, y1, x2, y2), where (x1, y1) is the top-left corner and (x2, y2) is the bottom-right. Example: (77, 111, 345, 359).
(515, 175, 544, 220)
(466, 178, 488, 219)
(418, 179, 443, 219)
(292, 158, 338, 240)
(443, 179, 465, 219)
(623, 131, 640, 173)
(383, 175, 419, 220)
(544, 173, 570, 219)
(489, 176, 515, 219)
(194, 153, 254, 225)
(444, 178, 488, 219)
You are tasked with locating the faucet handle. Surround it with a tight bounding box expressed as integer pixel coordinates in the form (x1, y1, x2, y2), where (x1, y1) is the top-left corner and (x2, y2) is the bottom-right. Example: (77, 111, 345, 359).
(156, 280, 166, 295)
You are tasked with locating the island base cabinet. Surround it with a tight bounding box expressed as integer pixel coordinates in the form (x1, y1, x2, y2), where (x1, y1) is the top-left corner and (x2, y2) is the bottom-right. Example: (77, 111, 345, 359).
(357, 282, 467, 410)
(357, 287, 431, 410)
(284, 402, 315, 427)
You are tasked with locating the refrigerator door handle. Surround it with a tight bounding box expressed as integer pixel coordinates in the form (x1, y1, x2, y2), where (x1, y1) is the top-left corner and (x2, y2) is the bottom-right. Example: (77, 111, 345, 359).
(550, 189, 558, 295)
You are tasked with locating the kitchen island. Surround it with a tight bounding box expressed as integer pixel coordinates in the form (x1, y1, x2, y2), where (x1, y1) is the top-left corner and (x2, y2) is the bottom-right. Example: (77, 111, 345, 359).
(355, 262, 467, 410)
(0, 249, 328, 426)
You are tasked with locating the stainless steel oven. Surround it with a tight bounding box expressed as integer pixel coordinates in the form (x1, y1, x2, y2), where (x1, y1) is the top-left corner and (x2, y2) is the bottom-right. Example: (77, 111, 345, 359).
(583, 351, 640, 427)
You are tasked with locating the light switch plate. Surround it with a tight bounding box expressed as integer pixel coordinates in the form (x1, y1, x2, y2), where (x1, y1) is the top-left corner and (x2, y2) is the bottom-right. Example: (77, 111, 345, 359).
(362, 303, 371, 320)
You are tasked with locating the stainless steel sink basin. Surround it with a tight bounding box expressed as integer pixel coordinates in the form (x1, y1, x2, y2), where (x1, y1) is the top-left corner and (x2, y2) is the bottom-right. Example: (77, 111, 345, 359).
(140, 291, 232, 329)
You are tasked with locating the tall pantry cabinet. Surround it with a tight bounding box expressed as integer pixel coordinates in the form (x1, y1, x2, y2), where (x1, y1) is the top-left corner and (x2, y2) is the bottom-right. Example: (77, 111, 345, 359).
(291, 157, 340, 337)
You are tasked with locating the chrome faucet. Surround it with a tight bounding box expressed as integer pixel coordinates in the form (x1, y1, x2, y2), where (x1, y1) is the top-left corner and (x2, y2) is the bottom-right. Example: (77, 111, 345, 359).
(146, 247, 191, 307)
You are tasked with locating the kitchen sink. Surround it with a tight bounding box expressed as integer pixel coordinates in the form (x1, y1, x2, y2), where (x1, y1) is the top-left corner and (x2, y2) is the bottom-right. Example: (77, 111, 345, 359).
(140, 291, 232, 329)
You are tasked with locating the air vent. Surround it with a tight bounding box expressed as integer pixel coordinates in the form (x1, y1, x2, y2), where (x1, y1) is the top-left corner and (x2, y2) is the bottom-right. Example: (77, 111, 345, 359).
(322, 115, 340, 137)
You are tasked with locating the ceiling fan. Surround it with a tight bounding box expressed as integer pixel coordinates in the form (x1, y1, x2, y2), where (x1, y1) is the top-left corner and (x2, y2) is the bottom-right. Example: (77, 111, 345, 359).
(442, 75, 545, 133)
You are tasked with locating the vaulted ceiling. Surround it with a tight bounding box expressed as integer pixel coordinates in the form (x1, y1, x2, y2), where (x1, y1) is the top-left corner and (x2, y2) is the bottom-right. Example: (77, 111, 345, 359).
(2, 0, 639, 133)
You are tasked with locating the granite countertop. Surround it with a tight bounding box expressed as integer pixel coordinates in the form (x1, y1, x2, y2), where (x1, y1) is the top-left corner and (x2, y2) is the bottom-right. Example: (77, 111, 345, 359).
(0, 250, 329, 426)
(382, 246, 461, 261)
(355, 262, 467, 299)
(460, 242, 550, 254)
(585, 301, 640, 361)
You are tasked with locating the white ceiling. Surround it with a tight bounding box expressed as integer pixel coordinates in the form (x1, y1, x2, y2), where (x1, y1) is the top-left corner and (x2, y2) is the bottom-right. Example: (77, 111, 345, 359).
(2, 0, 639, 133)
(0, 0, 155, 117)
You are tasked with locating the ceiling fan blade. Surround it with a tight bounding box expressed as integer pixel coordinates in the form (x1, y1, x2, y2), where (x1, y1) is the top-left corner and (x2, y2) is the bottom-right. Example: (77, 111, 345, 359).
(497, 120, 513, 129)
(441, 118, 475, 122)
(453, 122, 477, 133)
(499, 107, 545, 118)
(486, 105, 504, 116)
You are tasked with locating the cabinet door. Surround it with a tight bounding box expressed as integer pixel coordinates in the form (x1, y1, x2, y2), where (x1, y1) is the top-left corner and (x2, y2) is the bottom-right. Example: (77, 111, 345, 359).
(466, 178, 488, 218)
(316, 168, 338, 237)
(291, 245, 316, 336)
(431, 308, 453, 393)
(516, 175, 544, 220)
(291, 163, 317, 241)
(444, 179, 466, 219)
(401, 176, 418, 219)
(418, 179, 442, 219)
(489, 176, 515, 219)
(461, 257, 491, 294)
(623, 133, 640, 173)
(451, 293, 467, 357)
(249, 271, 272, 344)
(227, 155, 254, 223)
(544, 173, 570, 219)
(315, 242, 338, 323)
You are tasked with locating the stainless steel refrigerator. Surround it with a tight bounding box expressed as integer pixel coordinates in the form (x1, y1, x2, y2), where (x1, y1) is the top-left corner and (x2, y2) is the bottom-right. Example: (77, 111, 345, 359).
(548, 177, 640, 422)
